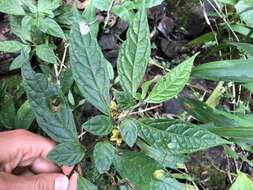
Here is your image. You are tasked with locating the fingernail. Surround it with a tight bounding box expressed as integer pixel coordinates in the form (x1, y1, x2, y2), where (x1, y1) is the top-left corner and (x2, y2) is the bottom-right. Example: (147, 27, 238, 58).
(55, 175, 69, 190)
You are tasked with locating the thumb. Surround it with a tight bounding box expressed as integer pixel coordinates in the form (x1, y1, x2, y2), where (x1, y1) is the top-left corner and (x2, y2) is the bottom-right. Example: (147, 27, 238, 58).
(0, 172, 69, 190)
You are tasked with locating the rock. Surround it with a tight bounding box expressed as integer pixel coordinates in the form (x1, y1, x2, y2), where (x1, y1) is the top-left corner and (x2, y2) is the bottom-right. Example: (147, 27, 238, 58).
(160, 39, 185, 58)
(157, 16, 174, 37)
(112, 19, 128, 36)
(104, 49, 118, 68)
(148, 4, 166, 24)
(163, 98, 183, 115)
(99, 34, 118, 50)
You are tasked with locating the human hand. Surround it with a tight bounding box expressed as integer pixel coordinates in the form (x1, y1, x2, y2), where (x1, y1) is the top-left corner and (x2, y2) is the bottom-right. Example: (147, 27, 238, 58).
(0, 129, 77, 190)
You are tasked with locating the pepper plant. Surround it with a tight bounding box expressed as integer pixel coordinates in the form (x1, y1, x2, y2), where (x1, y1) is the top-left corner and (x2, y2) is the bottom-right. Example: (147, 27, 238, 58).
(2, 0, 253, 189)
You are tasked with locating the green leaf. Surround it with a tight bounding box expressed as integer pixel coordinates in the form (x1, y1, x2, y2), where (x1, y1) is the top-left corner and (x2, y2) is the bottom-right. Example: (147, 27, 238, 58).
(138, 122, 228, 154)
(228, 42, 253, 57)
(146, 54, 198, 103)
(192, 59, 253, 83)
(21, 62, 78, 143)
(119, 119, 138, 147)
(217, 0, 236, 5)
(0, 41, 23, 53)
(91, 0, 112, 11)
(22, 0, 37, 13)
(0, 95, 16, 129)
(179, 97, 237, 127)
(235, 1, 253, 28)
(230, 24, 253, 38)
(69, 11, 110, 114)
(209, 126, 253, 140)
(115, 91, 135, 110)
(10, 16, 32, 42)
(37, 0, 60, 15)
(10, 46, 31, 70)
(141, 80, 153, 100)
(93, 142, 115, 174)
(135, 0, 164, 8)
(59, 68, 74, 94)
(137, 140, 187, 168)
(118, 5, 151, 96)
(14, 100, 35, 129)
(38, 17, 65, 39)
(243, 82, 253, 92)
(78, 177, 97, 190)
(187, 32, 215, 46)
(114, 152, 185, 190)
(82, 3, 99, 36)
(112, 5, 134, 23)
(48, 142, 85, 166)
(36, 44, 58, 64)
(0, 0, 25, 15)
(82, 115, 113, 136)
(229, 172, 253, 190)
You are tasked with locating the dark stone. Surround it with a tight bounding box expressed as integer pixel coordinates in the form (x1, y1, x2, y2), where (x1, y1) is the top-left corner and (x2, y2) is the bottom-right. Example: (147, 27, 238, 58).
(99, 34, 118, 50)
(104, 49, 119, 68)
(112, 19, 128, 36)
(160, 39, 185, 58)
(148, 4, 166, 24)
(163, 98, 183, 115)
(157, 16, 174, 37)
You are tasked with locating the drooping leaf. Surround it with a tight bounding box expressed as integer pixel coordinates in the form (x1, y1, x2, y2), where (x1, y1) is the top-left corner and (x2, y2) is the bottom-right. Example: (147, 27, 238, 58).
(119, 119, 138, 147)
(179, 97, 253, 128)
(138, 122, 228, 154)
(230, 24, 253, 38)
(192, 59, 253, 83)
(235, 1, 253, 28)
(38, 17, 66, 39)
(93, 142, 115, 174)
(0, 0, 25, 15)
(227, 42, 253, 57)
(59, 68, 74, 94)
(117, 4, 151, 96)
(10, 16, 32, 42)
(69, 10, 110, 114)
(114, 152, 185, 190)
(82, 115, 113, 136)
(229, 172, 253, 190)
(146, 54, 198, 103)
(14, 100, 35, 129)
(48, 142, 85, 166)
(0, 41, 23, 53)
(78, 177, 97, 190)
(82, 3, 99, 36)
(209, 126, 253, 142)
(10, 46, 31, 70)
(36, 44, 58, 64)
(21, 62, 78, 143)
(37, 0, 60, 16)
(0, 95, 16, 129)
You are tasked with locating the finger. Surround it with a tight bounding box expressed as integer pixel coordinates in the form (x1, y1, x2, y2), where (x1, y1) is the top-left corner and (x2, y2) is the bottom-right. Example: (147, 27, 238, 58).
(0, 172, 69, 190)
(62, 166, 74, 176)
(31, 158, 61, 174)
(68, 172, 78, 190)
(0, 130, 55, 171)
